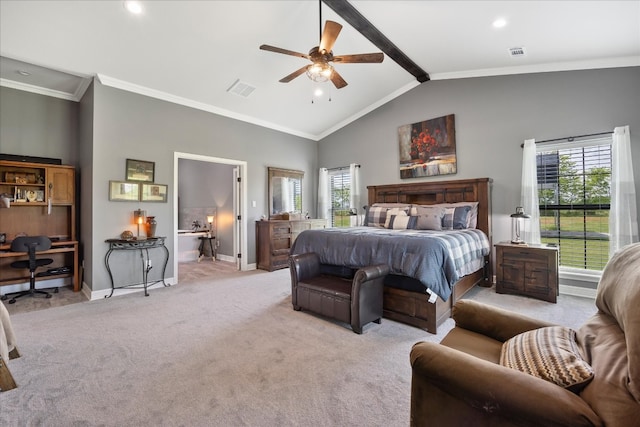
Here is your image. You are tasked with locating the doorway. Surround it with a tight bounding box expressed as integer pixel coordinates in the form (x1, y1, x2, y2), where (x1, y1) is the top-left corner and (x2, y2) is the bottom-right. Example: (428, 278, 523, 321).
(173, 152, 248, 283)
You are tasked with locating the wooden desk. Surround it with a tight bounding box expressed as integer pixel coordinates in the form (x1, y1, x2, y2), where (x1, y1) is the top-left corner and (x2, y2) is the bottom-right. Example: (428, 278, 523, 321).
(0, 240, 79, 292)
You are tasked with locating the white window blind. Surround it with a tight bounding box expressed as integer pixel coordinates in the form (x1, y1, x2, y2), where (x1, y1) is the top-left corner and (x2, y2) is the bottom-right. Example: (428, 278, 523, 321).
(329, 169, 351, 227)
(536, 138, 612, 271)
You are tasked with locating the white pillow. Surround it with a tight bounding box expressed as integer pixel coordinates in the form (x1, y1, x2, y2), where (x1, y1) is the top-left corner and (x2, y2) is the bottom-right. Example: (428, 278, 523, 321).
(384, 208, 408, 228)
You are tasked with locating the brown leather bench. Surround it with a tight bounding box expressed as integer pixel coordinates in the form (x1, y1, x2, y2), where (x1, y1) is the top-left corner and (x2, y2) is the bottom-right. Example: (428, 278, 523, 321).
(289, 252, 389, 334)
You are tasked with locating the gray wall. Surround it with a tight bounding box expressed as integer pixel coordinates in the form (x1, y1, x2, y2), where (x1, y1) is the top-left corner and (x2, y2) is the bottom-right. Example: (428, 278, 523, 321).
(89, 81, 318, 291)
(0, 86, 78, 165)
(318, 67, 640, 287)
(178, 158, 234, 257)
(3, 67, 638, 293)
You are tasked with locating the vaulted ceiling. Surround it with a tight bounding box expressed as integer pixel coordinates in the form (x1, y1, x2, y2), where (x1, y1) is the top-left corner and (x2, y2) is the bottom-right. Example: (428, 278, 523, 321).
(1, 1, 638, 141)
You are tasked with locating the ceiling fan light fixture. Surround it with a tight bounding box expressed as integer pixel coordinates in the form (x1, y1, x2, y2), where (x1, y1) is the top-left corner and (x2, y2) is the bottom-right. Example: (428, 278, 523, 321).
(124, 1, 143, 15)
(306, 62, 333, 83)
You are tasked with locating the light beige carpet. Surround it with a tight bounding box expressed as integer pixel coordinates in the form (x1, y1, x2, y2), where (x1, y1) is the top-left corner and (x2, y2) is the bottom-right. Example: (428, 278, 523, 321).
(0, 268, 595, 426)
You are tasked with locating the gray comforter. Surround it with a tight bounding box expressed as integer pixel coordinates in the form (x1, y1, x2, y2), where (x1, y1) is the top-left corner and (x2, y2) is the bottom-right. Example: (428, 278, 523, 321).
(289, 227, 490, 301)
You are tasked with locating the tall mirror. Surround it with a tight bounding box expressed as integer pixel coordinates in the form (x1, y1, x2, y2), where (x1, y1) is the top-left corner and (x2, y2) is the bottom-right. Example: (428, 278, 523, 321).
(268, 167, 304, 219)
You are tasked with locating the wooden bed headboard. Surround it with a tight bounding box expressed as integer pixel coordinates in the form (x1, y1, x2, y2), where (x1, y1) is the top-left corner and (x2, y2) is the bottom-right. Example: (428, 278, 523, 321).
(367, 177, 493, 268)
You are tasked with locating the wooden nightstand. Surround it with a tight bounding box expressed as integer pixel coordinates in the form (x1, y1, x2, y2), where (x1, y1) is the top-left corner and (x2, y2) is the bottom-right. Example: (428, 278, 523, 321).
(495, 242, 559, 303)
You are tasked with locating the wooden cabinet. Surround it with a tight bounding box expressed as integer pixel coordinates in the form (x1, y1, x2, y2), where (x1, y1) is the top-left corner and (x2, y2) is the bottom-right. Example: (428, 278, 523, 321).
(495, 242, 559, 303)
(0, 160, 79, 291)
(256, 219, 326, 271)
(48, 166, 75, 204)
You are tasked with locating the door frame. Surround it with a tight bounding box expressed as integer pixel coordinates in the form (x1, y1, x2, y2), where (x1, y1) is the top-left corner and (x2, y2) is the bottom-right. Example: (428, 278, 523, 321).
(173, 152, 248, 280)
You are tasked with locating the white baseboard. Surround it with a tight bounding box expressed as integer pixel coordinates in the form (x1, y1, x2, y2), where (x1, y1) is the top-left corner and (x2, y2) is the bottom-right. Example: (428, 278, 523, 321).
(0, 278, 70, 296)
(87, 276, 176, 301)
(217, 253, 235, 263)
(559, 284, 597, 299)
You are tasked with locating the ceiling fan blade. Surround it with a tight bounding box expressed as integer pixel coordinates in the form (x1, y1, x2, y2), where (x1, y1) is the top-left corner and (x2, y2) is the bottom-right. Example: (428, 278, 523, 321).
(279, 66, 309, 83)
(333, 53, 384, 64)
(330, 70, 348, 89)
(260, 44, 309, 60)
(319, 20, 342, 53)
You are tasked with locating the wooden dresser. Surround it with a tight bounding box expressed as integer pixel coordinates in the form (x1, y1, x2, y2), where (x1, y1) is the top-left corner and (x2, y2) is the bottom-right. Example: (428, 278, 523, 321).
(495, 242, 559, 303)
(256, 219, 326, 271)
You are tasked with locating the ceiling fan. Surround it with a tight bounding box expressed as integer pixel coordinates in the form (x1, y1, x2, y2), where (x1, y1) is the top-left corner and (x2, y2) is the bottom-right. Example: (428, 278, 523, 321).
(259, 8, 384, 89)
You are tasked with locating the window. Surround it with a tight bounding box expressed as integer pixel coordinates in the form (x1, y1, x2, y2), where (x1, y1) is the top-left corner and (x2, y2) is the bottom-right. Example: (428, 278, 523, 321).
(536, 138, 611, 271)
(329, 169, 352, 227)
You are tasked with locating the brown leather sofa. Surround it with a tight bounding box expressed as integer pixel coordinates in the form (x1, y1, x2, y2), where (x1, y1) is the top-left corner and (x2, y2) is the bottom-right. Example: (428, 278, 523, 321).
(410, 242, 640, 427)
(289, 252, 389, 334)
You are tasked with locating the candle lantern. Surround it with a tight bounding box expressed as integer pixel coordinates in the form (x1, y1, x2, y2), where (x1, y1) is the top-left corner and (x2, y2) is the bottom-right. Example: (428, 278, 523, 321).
(133, 209, 146, 239)
(510, 207, 530, 245)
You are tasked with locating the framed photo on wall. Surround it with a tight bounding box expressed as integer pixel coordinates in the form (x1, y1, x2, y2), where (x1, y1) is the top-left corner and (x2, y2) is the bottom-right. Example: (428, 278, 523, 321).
(126, 159, 155, 182)
(109, 181, 140, 201)
(141, 183, 168, 202)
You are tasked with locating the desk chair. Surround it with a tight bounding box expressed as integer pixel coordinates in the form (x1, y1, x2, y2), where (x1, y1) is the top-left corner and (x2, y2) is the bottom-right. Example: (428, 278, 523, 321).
(1, 236, 55, 304)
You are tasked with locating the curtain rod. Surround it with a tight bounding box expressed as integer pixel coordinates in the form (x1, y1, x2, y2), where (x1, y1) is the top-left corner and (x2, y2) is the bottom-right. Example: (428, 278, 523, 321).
(327, 164, 361, 171)
(520, 131, 611, 148)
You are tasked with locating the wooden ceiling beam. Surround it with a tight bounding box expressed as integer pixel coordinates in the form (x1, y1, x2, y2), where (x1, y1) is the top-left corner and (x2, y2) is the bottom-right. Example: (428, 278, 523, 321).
(322, 0, 430, 83)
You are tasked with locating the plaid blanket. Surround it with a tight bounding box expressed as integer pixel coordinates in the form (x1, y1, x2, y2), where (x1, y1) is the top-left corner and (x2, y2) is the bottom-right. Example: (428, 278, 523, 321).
(290, 227, 490, 302)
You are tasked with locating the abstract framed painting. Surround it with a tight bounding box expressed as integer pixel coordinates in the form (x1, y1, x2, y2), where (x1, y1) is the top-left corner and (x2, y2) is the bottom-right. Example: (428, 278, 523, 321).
(398, 114, 457, 179)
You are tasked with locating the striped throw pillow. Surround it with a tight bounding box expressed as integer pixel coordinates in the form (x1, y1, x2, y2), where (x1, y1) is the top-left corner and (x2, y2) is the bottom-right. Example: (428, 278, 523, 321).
(500, 326, 594, 393)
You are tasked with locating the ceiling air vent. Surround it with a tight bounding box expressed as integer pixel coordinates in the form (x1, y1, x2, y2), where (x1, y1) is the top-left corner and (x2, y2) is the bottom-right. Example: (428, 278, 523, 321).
(508, 47, 526, 57)
(227, 79, 255, 98)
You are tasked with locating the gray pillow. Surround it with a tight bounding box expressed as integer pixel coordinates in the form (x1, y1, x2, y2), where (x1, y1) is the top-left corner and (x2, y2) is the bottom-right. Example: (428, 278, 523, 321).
(412, 206, 445, 230)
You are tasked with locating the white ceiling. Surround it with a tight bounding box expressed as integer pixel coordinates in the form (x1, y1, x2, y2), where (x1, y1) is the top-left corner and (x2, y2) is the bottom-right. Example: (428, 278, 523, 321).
(1, 1, 639, 141)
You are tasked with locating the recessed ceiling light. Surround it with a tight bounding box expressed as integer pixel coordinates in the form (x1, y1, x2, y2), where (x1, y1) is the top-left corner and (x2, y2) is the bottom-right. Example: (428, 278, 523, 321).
(124, 1, 143, 15)
(17, 70, 31, 76)
(493, 18, 507, 29)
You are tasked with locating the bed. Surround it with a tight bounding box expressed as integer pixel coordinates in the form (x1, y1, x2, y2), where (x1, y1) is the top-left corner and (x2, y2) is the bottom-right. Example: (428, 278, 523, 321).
(290, 177, 492, 334)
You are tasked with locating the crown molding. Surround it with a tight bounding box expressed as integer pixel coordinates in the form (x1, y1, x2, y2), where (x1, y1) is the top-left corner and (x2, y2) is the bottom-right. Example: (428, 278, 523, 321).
(96, 74, 319, 141)
(0, 77, 90, 102)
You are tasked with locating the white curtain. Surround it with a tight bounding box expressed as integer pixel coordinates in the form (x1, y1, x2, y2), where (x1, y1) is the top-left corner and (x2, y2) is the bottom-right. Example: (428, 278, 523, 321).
(317, 168, 329, 221)
(349, 163, 361, 225)
(521, 139, 541, 244)
(610, 125, 638, 255)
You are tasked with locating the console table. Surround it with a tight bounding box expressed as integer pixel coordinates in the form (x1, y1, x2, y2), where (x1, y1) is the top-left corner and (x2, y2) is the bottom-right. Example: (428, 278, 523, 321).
(198, 235, 216, 262)
(104, 237, 169, 297)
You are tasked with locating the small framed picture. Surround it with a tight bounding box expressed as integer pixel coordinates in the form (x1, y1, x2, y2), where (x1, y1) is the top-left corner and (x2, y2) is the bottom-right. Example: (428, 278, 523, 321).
(141, 183, 168, 203)
(126, 159, 155, 182)
(109, 180, 140, 201)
